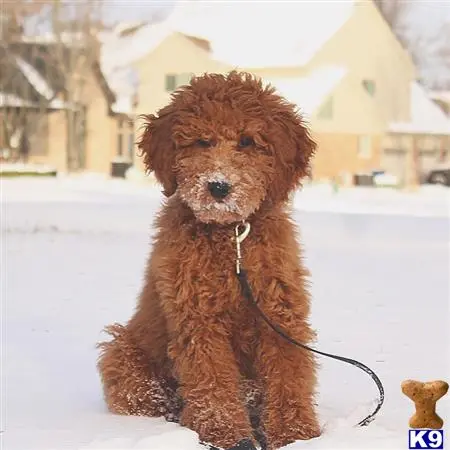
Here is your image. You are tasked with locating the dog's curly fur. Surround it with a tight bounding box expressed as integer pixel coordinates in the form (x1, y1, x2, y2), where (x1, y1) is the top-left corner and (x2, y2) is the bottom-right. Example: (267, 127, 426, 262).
(97, 71, 320, 449)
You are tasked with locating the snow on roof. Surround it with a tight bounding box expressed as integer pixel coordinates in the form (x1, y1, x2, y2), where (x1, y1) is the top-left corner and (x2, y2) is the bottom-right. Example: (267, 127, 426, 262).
(168, 1, 355, 68)
(263, 66, 348, 118)
(100, 21, 173, 112)
(15, 56, 55, 100)
(100, 64, 139, 114)
(100, 21, 173, 77)
(20, 32, 86, 47)
(111, 95, 134, 115)
(0, 92, 37, 108)
(389, 82, 450, 135)
(0, 92, 66, 109)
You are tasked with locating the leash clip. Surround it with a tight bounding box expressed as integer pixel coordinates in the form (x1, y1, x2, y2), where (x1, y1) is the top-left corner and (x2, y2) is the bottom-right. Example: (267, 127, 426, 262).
(234, 221, 251, 274)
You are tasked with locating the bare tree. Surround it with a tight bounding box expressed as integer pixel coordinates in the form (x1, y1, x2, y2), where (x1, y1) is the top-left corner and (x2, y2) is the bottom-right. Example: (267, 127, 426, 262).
(0, 1, 53, 160)
(374, 0, 450, 89)
(1, 0, 104, 169)
(373, 0, 407, 30)
(434, 24, 450, 89)
(46, 0, 104, 171)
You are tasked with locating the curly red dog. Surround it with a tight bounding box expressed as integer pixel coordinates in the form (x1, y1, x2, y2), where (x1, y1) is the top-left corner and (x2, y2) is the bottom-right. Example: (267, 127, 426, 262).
(97, 71, 320, 450)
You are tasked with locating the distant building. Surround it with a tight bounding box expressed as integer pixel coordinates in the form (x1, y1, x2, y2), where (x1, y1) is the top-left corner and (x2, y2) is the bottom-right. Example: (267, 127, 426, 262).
(113, 0, 449, 186)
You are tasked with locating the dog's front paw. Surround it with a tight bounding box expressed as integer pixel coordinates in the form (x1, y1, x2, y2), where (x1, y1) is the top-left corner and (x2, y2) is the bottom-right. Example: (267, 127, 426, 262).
(182, 401, 253, 449)
(266, 422, 321, 449)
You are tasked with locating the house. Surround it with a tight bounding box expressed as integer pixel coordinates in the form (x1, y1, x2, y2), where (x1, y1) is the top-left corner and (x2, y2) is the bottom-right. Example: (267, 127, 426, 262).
(106, 0, 450, 186)
(100, 16, 232, 175)
(384, 83, 450, 184)
(0, 34, 133, 176)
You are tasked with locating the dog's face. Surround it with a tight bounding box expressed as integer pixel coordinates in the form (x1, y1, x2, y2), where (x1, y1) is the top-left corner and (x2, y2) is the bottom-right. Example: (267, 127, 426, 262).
(138, 72, 315, 224)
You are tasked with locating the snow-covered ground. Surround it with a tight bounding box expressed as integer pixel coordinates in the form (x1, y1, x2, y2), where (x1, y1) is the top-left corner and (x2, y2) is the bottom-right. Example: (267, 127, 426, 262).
(2, 177, 449, 450)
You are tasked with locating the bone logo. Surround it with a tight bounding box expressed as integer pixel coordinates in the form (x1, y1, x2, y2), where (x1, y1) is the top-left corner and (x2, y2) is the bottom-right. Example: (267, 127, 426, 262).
(402, 380, 448, 449)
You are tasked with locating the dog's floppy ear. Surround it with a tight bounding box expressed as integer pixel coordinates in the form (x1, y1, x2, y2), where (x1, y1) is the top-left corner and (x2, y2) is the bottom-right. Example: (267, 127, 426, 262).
(137, 105, 177, 197)
(273, 104, 316, 190)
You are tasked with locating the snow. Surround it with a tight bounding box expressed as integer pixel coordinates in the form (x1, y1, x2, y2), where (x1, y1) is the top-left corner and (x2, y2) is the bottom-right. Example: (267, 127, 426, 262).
(389, 82, 450, 135)
(106, 65, 139, 115)
(2, 176, 450, 450)
(264, 66, 347, 118)
(0, 163, 57, 174)
(111, 95, 135, 115)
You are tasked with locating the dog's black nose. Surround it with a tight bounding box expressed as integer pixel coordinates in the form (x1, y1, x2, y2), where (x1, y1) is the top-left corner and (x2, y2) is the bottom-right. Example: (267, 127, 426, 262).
(208, 181, 231, 199)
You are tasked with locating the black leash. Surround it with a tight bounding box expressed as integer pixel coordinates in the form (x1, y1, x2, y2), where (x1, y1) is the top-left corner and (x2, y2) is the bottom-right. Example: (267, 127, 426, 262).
(233, 223, 384, 427)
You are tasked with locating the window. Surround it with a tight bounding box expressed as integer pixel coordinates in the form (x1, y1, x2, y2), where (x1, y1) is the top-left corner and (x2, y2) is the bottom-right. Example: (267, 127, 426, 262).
(317, 97, 333, 120)
(74, 106, 87, 169)
(128, 133, 134, 160)
(165, 73, 195, 92)
(165, 74, 176, 92)
(35, 56, 46, 75)
(362, 79, 376, 96)
(117, 133, 123, 156)
(358, 135, 372, 159)
(116, 118, 134, 159)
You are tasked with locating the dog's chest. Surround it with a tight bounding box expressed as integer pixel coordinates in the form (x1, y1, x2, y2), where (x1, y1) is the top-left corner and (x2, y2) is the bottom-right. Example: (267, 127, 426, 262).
(190, 231, 239, 287)
(175, 228, 265, 314)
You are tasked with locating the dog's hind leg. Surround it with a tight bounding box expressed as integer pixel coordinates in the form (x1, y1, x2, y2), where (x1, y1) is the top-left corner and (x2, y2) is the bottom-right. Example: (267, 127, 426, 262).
(97, 323, 181, 421)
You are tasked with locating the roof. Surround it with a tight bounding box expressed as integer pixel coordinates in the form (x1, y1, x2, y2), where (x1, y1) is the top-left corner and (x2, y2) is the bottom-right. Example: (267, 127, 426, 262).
(389, 82, 450, 135)
(0, 92, 66, 109)
(100, 0, 356, 71)
(167, 1, 355, 68)
(263, 66, 348, 118)
(99, 1, 355, 112)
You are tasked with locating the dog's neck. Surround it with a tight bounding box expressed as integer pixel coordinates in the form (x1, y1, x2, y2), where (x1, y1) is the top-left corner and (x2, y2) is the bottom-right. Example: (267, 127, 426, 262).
(165, 195, 286, 239)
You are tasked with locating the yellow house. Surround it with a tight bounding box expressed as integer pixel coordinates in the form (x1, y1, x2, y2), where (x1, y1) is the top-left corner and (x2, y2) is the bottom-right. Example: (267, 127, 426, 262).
(29, 61, 134, 176)
(118, 0, 449, 185)
(1, 38, 134, 177)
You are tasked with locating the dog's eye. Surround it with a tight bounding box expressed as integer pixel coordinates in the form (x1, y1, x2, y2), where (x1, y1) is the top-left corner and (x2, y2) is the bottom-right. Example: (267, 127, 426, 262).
(238, 136, 255, 148)
(196, 139, 213, 148)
